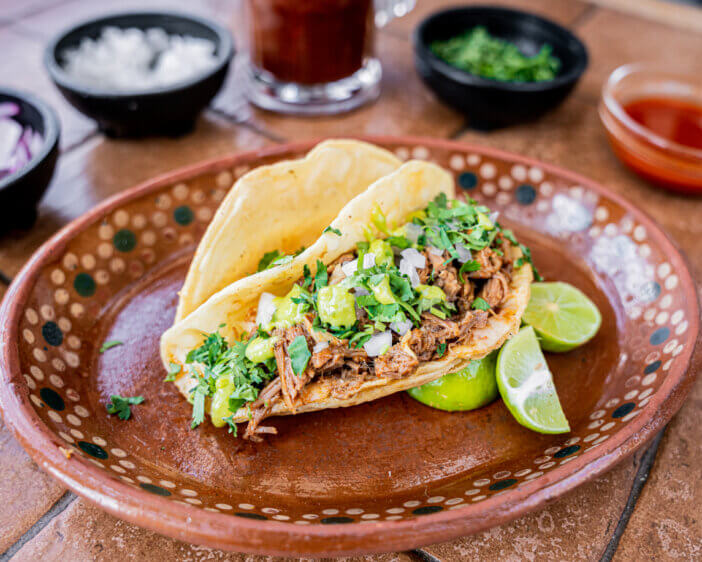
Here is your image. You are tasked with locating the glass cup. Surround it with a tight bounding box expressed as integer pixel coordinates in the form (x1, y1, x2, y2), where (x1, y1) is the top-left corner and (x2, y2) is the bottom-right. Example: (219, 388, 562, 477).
(242, 0, 415, 115)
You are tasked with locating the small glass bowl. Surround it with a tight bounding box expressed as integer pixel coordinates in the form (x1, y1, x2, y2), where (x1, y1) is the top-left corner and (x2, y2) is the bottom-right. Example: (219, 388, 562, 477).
(599, 63, 702, 194)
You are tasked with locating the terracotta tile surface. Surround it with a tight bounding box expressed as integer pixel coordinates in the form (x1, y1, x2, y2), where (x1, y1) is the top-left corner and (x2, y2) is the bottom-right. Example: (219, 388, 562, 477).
(424, 451, 643, 561)
(0, 112, 270, 278)
(574, 8, 702, 99)
(10, 499, 416, 562)
(613, 354, 702, 562)
(383, 0, 591, 38)
(223, 31, 463, 140)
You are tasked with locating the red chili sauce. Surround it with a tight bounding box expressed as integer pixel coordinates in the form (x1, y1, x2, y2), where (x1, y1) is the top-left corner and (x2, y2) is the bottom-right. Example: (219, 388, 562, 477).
(623, 97, 702, 151)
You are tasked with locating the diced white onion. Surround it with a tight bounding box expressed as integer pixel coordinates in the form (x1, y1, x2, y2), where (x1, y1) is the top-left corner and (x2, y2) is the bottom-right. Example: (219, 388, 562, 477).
(428, 245, 444, 256)
(489, 211, 500, 224)
(341, 258, 358, 277)
(404, 222, 423, 244)
(399, 258, 420, 287)
(401, 247, 426, 269)
(313, 341, 329, 354)
(352, 287, 370, 296)
(363, 330, 392, 357)
(255, 292, 276, 327)
(362, 253, 376, 269)
(455, 243, 473, 263)
(390, 320, 413, 336)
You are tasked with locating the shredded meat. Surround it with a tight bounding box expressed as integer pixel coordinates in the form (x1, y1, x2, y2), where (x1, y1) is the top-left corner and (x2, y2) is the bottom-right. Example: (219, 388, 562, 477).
(479, 271, 511, 308)
(467, 248, 502, 279)
(374, 346, 419, 379)
(273, 325, 315, 412)
(240, 240, 516, 439)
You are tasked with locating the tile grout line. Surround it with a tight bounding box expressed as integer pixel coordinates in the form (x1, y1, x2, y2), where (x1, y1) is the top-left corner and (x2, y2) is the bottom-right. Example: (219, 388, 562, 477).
(0, 491, 76, 561)
(598, 429, 665, 562)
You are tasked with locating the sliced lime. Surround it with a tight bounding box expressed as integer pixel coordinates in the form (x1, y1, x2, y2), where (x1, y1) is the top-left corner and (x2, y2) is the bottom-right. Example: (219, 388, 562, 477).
(496, 326, 570, 434)
(407, 352, 498, 411)
(523, 282, 602, 352)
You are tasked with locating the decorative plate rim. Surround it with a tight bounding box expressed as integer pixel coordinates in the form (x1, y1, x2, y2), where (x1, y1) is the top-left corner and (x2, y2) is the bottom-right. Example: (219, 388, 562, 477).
(0, 136, 698, 556)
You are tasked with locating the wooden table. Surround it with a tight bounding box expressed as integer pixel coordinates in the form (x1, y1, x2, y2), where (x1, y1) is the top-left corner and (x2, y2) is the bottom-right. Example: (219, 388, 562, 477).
(1, 1, 701, 560)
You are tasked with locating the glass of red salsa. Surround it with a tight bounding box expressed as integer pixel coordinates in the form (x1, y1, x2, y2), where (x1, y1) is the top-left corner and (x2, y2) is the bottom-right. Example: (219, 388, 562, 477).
(242, 0, 414, 115)
(599, 64, 702, 194)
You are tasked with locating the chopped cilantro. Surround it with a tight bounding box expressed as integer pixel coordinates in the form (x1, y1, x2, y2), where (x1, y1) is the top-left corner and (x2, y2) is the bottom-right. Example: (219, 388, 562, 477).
(323, 226, 342, 236)
(472, 297, 491, 311)
(164, 362, 181, 382)
(459, 260, 481, 282)
(100, 340, 123, 353)
(106, 395, 144, 420)
(287, 336, 311, 376)
(257, 247, 305, 271)
(314, 259, 328, 291)
(302, 264, 313, 289)
(189, 377, 210, 428)
(223, 414, 238, 436)
(436, 343, 447, 358)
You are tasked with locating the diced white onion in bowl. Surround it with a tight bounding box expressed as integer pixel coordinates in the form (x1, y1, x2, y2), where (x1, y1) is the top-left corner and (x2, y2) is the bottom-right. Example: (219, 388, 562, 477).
(363, 330, 392, 357)
(455, 243, 472, 263)
(399, 258, 420, 287)
(362, 253, 376, 269)
(404, 222, 423, 243)
(255, 292, 277, 326)
(427, 245, 444, 256)
(341, 258, 358, 277)
(390, 320, 413, 336)
(313, 341, 329, 354)
(400, 247, 426, 269)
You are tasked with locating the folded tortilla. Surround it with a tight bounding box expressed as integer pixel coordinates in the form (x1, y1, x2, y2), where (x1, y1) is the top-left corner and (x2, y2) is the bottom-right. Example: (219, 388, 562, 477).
(175, 139, 402, 321)
(161, 157, 532, 425)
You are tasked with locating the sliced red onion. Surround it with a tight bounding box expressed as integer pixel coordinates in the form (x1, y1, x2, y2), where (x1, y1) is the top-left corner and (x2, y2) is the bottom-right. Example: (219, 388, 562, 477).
(427, 245, 444, 256)
(341, 258, 358, 277)
(255, 292, 277, 327)
(0, 119, 23, 163)
(312, 341, 329, 354)
(390, 320, 413, 336)
(399, 258, 420, 287)
(455, 243, 473, 263)
(400, 247, 426, 269)
(489, 211, 500, 224)
(0, 114, 43, 179)
(363, 330, 392, 357)
(404, 222, 423, 244)
(362, 253, 376, 269)
(0, 102, 20, 118)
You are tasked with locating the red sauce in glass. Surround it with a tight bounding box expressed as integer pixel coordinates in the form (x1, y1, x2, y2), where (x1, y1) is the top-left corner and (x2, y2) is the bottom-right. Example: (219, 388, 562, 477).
(247, 0, 374, 85)
(623, 97, 702, 151)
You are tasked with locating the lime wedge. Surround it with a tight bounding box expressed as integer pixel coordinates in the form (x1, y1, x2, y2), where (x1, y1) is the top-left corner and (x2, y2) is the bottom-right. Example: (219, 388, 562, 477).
(523, 282, 601, 352)
(407, 352, 498, 411)
(496, 326, 570, 434)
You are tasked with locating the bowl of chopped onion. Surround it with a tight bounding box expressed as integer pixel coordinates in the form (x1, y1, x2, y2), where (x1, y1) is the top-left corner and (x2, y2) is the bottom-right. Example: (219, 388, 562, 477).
(0, 88, 60, 232)
(44, 11, 234, 137)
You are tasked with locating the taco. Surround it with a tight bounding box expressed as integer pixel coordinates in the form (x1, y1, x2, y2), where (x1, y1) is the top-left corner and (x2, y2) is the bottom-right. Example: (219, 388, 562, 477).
(175, 139, 402, 322)
(161, 159, 533, 440)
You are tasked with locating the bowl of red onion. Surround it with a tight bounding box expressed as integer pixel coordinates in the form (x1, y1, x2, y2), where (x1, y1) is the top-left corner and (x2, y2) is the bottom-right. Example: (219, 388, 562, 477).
(44, 11, 233, 137)
(0, 89, 60, 231)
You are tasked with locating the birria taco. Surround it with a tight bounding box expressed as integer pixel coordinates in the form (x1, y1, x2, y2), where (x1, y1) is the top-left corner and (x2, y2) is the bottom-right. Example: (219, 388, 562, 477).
(161, 146, 533, 440)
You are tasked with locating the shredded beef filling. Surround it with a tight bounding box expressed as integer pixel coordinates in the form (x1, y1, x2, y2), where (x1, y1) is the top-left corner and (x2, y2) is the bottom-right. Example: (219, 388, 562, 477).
(243, 242, 514, 438)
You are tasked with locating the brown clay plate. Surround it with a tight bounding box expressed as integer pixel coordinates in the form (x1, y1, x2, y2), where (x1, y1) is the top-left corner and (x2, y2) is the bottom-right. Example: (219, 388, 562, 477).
(0, 137, 698, 556)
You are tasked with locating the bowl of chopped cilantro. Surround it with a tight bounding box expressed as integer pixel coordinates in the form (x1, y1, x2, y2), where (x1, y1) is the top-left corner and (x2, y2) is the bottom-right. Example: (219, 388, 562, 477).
(413, 6, 588, 128)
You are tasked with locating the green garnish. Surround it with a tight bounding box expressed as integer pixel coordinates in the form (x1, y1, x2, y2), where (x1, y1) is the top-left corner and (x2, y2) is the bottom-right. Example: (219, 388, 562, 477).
(324, 226, 342, 236)
(100, 340, 123, 353)
(430, 26, 560, 83)
(472, 297, 491, 311)
(223, 414, 238, 436)
(164, 362, 181, 382)
(287, 336, 311, 376)
(459, 260, 481, 282)
(436, 343, 447, 358)
(257, 247, 305, 271)
(106, 395, 144, 420)
(314, 259, 328, 291)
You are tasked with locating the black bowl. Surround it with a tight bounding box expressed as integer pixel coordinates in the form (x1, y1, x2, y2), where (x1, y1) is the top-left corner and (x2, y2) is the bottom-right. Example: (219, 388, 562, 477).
(0, 89, 60, 232)
(413, 6, 588, 129)
(44, 11, 234, 137)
